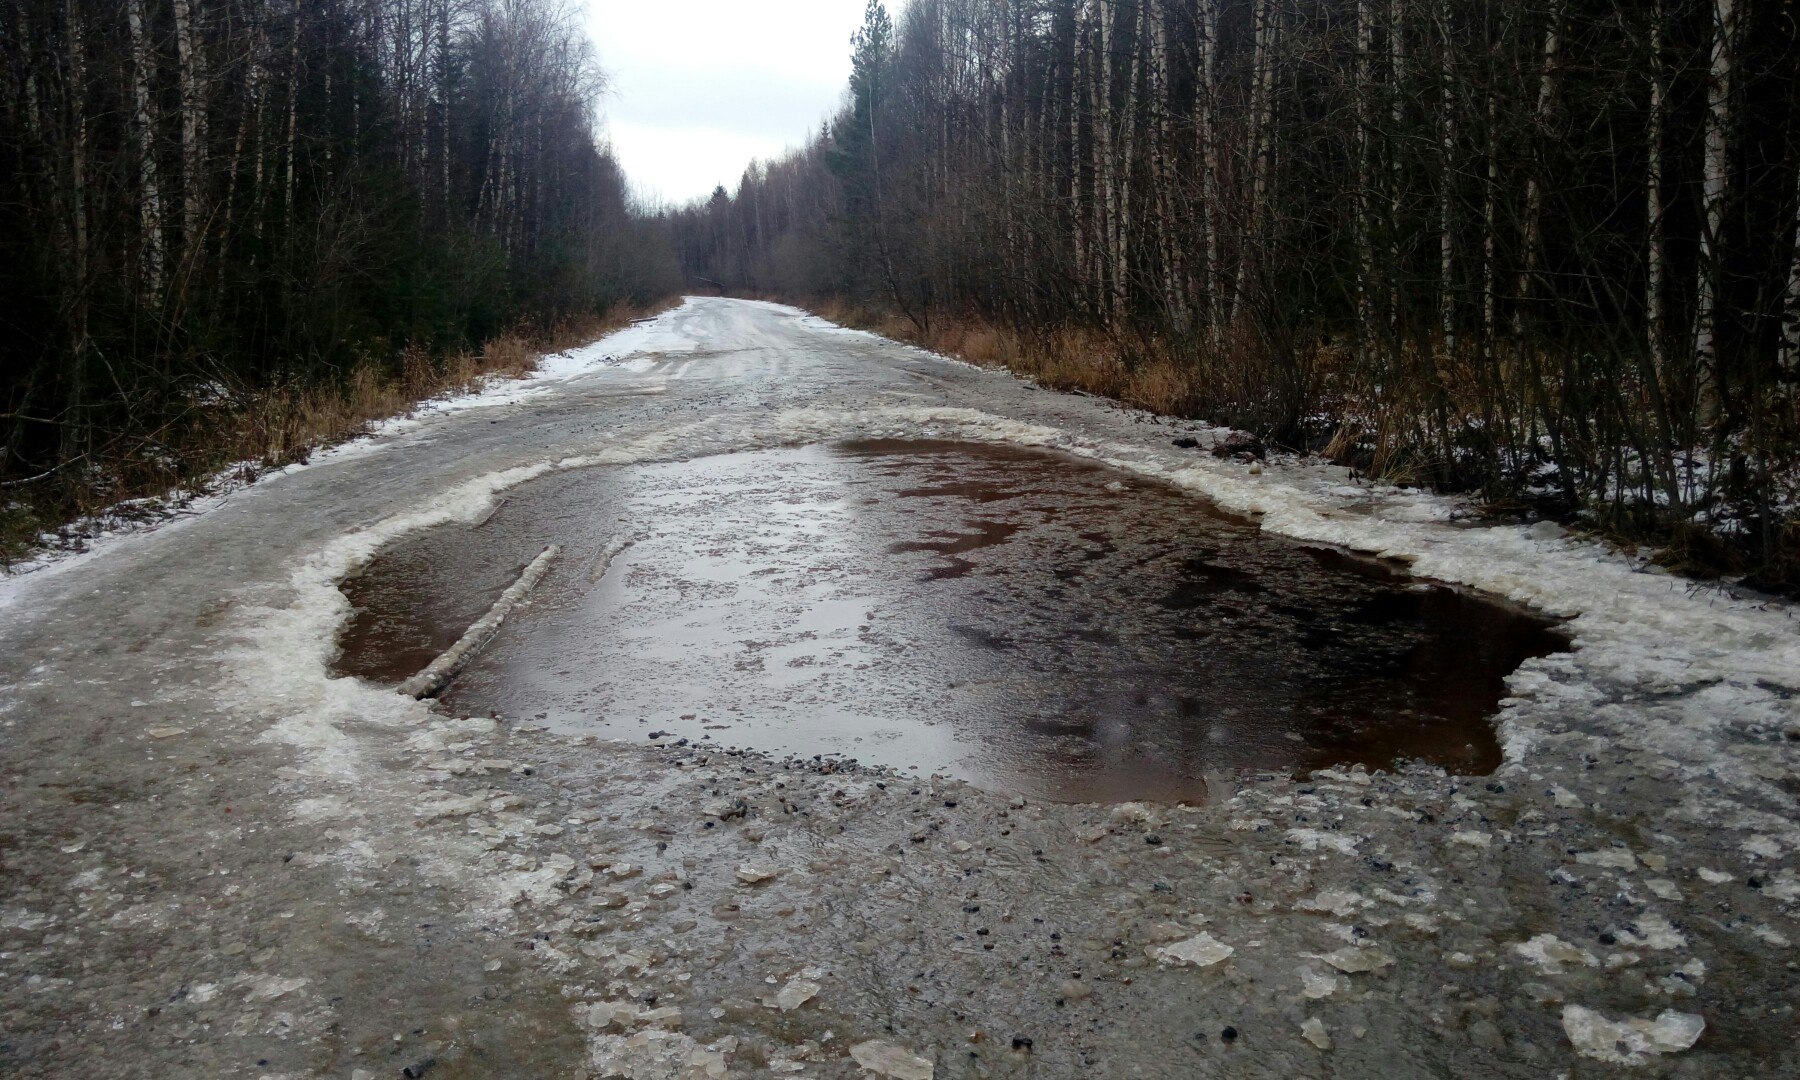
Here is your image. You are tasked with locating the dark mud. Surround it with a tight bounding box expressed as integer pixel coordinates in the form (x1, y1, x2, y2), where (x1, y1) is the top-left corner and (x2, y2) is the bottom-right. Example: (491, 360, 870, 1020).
(337, 441, 1565, 801)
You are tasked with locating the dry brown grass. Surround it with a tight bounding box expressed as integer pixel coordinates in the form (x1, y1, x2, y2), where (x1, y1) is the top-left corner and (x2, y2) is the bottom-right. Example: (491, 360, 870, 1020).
(227, 300, 671, 473)
(810, 301, 1212, 420)
(3, 299, 676, 566)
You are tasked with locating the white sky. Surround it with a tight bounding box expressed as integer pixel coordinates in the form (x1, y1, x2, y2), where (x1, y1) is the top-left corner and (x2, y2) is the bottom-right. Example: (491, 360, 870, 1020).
(585, 0, 869, 207)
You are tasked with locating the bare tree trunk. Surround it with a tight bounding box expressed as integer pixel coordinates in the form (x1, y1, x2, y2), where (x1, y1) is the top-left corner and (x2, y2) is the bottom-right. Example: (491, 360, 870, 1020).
(1355, 0, 1376, 355)
(1640, 0, 1681, 511)
(1436, 0, 1456, 354)
(1479, 51, 1516, 468)
(1783, 157, 1800, 375)
(1645, 0, 1667, 385)
(1093, 0, 1116, 323)
(1069, 4, 1086, 301)
(1196, 0, 1221, 342)
(1691, 0, 1734, 428)
(1231, 0, 1276, 328)
(221, 11, 265, 261)
(1480, 66, 1497, 366)
(1149, 0, 1182, 327)
(440, 0, 452, 220)
(251, 19, 269, 244)
(1112, 0, 1141, 323)
(61, 0, 91, 462)
(173, 0, 208, 252)
(127, 0, 165, 302)
(1514, 0, 1562, 339)
(998, 38, 1018, 273)
(321, 18, 334, 173)
(284, 0, 301, 237)
(1387, 0, 1407, 336)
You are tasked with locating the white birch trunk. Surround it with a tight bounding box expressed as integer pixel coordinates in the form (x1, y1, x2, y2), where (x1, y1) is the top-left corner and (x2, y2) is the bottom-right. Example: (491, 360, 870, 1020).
(173, 0, 207, 250)
(1691, 0, 1734, 426)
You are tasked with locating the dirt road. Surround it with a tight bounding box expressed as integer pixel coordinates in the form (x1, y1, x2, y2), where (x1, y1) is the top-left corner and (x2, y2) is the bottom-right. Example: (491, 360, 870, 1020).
(3, 298, 1796, 1078)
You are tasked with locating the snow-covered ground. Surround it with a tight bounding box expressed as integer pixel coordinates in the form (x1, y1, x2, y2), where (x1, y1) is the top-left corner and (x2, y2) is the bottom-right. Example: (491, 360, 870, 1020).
(1, 298, 1795, 1078)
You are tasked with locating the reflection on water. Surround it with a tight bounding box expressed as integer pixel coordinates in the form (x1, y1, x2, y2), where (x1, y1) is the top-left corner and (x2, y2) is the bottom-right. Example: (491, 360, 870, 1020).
(336, 441, 1567, 802)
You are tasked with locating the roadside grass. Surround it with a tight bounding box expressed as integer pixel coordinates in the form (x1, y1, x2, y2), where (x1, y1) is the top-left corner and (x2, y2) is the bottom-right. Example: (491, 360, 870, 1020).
(804, 298, 1800, 596)
(1, 299, 675, 570)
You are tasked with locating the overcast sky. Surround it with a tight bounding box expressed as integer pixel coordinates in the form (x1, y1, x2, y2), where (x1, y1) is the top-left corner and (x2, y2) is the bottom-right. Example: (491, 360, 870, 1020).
(585, 0, 869, 207)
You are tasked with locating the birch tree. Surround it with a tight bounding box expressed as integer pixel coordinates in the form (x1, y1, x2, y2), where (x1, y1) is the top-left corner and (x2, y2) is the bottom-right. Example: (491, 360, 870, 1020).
(1691, 0, 1735, 427)
(127, 0, 165, 303)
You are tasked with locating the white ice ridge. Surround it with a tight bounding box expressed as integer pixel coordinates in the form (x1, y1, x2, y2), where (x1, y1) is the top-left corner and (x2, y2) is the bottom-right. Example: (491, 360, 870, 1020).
(397, 544, 561, 699)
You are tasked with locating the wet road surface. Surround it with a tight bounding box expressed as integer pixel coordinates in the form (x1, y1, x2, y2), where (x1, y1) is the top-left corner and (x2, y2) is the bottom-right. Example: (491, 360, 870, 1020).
(2, 298, 1796, 1079)
(339, 441, 1564, 802)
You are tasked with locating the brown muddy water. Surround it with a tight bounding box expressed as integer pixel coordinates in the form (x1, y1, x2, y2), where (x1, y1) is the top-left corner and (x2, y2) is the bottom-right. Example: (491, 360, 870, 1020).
(335, 441, 1566, 801)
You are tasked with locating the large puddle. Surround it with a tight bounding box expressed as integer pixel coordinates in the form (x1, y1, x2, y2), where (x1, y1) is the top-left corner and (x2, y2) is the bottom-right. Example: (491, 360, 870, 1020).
(336, 441, 1566, 801)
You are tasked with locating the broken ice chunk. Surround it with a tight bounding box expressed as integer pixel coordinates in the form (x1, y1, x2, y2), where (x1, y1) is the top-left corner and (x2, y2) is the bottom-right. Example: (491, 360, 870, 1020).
(1300, 1017, 1332, 1050)
(1512, 934, 1598, 975)
(590, 1029, 729, 1079)
(1150, 932, 1234, 968)
(1574, 848, 1637, 871)
(1312, 946, 1395, 974)
(849, 1040, 934, 1079)
(1614, 913, 1686, 951)
(1561, 1005, 1703, 1065)
(764, 968, 823, 1012)
(1299, 967, 1344, 1000)
(1295, 890, 1364, 917)
(1741, 835, 1782, 859)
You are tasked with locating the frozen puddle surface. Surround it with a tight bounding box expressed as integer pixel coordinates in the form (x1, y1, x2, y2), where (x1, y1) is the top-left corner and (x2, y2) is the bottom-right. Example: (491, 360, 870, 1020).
(336, 441, 1566, 801)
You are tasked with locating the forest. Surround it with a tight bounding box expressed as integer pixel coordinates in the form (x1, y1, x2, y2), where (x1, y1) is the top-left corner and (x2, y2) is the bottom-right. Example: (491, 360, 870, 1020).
(0, 0, 679, 555)
(7, 0, 1800, 589)
(673, 0, 1800, 589)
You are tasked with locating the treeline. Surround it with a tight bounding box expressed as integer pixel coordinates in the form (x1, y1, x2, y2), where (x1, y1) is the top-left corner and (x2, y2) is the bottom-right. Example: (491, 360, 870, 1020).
(1, 0, 677, 534)
(674, 0, 1800, 585)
